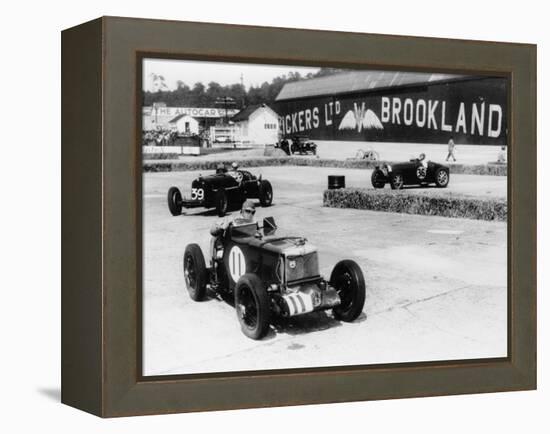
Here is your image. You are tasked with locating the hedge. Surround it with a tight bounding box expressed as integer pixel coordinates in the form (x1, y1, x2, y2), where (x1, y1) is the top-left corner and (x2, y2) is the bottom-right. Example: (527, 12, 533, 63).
(142, 153, 180, 160)
(143, 156, 507, 176)
(323, 188, 507, 221)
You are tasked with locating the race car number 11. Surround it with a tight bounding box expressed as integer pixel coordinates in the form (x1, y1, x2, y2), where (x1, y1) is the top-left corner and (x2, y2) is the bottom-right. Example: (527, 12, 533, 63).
(191, 188, 204, 200)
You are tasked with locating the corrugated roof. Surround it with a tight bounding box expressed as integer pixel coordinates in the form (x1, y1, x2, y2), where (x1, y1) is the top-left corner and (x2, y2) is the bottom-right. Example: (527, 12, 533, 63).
(275, 70, 468, 101)
(231, 104, 275, 122)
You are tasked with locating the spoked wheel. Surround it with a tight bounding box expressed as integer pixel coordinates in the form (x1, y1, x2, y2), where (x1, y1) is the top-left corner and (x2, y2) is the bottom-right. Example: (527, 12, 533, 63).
(390, 173, 404, 190)
(435, 168, 450, 188)
(215, 189, 228, 217)
(330, 260, 366, 322)
(371, 169, 386, 189)
(167, 187, 183, 216)
(183, 244, 207, 301)
(259, 180, 273, 207)
(234, 273, 270, 339)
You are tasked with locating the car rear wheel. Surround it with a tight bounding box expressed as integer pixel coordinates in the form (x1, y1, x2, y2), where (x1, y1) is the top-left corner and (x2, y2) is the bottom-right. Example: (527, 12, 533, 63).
(215, 189, 228, 217)
(390, 173, 404, 190)
(183, 244, 208, 301)
(330, 260, 366, 322)
(371, 169, 386, 189)
(259, 180, 273, 207)
(167, 187, 183, 216)
(435, 168, 450, 188)
(235, 273, 270, 339)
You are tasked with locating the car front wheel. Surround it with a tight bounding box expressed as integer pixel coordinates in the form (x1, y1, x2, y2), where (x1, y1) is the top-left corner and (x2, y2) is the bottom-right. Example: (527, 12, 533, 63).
(235, 274, 270, 339)
(390, 173, 404, 190)
(183, 244, 208, 301)
(167, 187, 183, 216)
(330, 260, 366, 322)
(215, 189, 228, 216)
(259, 180, 273, 207)
(435, 168, 450, 188)
(371, 169, 386, 189)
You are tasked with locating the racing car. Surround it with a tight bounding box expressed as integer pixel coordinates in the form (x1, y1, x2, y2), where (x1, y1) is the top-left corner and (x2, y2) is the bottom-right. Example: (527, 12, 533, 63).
(167, 166, 273, 217)
(276, 135, 317, 156)
(183, 217, 366, 339)
(371, 154, 450, 189)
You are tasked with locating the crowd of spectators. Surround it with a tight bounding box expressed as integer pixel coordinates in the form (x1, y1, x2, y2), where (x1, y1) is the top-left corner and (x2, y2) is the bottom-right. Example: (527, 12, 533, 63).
(142, 129, 212, 147)
(142, 130, 178, 147)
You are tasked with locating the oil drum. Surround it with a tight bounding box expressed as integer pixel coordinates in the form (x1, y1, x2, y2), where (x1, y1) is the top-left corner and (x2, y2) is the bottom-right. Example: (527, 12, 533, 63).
(328, 175, 345, 189)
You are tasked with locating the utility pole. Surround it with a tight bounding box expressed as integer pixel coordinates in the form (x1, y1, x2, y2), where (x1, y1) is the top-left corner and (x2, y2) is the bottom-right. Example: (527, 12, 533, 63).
(215, 96, 236, 125)
(240, 73, 245, 108)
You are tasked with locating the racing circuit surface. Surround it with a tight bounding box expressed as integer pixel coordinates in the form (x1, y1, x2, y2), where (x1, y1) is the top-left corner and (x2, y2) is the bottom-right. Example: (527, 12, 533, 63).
(142, 166, 507, 376)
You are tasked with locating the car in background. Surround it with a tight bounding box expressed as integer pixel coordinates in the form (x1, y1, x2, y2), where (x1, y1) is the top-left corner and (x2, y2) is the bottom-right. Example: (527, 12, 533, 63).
(276, 135, 317, 156)
(371, 155, 450, 189)
(167, 166, 273, 217)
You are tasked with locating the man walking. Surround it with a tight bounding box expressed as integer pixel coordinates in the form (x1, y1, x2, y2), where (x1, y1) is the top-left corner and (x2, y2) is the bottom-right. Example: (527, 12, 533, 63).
(446, 136, 456, 162)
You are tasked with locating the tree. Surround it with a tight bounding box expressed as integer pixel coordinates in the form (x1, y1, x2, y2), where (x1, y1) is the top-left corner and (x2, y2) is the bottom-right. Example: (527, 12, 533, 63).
(142, 67, 344, 107)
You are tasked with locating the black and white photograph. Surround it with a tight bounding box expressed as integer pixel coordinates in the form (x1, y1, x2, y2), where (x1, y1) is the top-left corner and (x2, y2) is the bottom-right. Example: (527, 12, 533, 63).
(141, 58, 508, 377)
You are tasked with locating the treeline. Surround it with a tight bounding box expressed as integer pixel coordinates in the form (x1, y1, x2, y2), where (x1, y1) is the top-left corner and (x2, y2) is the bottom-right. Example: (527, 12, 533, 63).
(143, 67, 343, 108)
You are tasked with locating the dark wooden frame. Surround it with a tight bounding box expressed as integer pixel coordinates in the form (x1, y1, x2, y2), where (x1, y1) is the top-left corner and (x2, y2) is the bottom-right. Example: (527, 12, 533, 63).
(61, 16, 536, 417)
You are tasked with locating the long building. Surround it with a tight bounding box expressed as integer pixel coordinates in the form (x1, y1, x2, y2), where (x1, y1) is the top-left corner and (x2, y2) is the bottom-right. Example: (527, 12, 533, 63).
(274, 71, 507, 146)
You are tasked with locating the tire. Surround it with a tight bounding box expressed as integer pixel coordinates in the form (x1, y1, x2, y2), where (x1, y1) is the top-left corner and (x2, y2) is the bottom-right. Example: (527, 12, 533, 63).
(183, 244, 208, 301)
(330, 260, 366, 322)
(290, 144, 298, 154)
(167, 187, 183, 216)
(234, 273, 270, 339)
(215, 189, 228, 217)
(390, 173, 404, 190)
(258, 180, 273, 207)
(371, 169, 385, 189)
(435, 168, 450, 188)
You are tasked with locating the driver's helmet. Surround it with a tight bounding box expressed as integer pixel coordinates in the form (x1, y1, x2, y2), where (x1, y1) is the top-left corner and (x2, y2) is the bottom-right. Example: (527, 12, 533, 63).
(216, 163, 226, 174)
(240, 200, 256, 222)
(231, 162, 239, 171)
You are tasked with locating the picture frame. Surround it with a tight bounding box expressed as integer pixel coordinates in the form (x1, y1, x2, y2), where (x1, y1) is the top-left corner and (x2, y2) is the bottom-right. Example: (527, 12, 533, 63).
(61, 16, 536, 417)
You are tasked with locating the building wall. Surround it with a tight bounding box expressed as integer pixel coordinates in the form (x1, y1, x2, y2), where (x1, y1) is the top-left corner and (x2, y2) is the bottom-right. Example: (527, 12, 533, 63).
(236, 107, 279, 145)
(142, 106, 239, 131)
(172, 116, 199, 134)
(275, 77, 508, 146)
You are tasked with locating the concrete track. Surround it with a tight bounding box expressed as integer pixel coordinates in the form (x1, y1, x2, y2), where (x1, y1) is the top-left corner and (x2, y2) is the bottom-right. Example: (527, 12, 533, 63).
(142, 167, 507, 376)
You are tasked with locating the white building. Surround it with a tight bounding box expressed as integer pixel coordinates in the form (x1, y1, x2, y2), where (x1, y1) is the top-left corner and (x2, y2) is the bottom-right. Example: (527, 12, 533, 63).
(169, 114, 199, 135)
(231, 104, 279, 146)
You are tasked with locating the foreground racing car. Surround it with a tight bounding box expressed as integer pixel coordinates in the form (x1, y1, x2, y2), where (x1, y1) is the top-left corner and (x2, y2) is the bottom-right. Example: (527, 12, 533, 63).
(167, 167, 273, 217)
(183, 217, 366, 339)
(371, 155, 450, 189)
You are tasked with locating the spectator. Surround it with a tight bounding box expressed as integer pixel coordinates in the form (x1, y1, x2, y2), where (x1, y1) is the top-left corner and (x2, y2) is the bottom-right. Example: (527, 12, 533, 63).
(446, 136, 456, 162)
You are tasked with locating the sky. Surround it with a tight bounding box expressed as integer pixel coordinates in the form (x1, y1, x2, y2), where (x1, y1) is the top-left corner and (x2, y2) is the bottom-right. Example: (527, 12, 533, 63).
(143, 58, 320, 91)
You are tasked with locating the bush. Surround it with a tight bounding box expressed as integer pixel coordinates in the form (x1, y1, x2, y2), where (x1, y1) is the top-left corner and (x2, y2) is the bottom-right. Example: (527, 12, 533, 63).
(323, 188, 507, 221)
(143, 157, 507, 176)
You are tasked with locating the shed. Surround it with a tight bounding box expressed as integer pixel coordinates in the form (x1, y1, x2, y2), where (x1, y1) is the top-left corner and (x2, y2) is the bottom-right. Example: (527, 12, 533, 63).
(169, 114, 199, 135)
(231, 104, 279, 146)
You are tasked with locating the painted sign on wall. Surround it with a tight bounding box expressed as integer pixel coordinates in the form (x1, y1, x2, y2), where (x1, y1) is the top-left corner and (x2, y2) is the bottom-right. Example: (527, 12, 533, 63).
(142, 106, 239, 118)
(275, 77, 507, 146)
